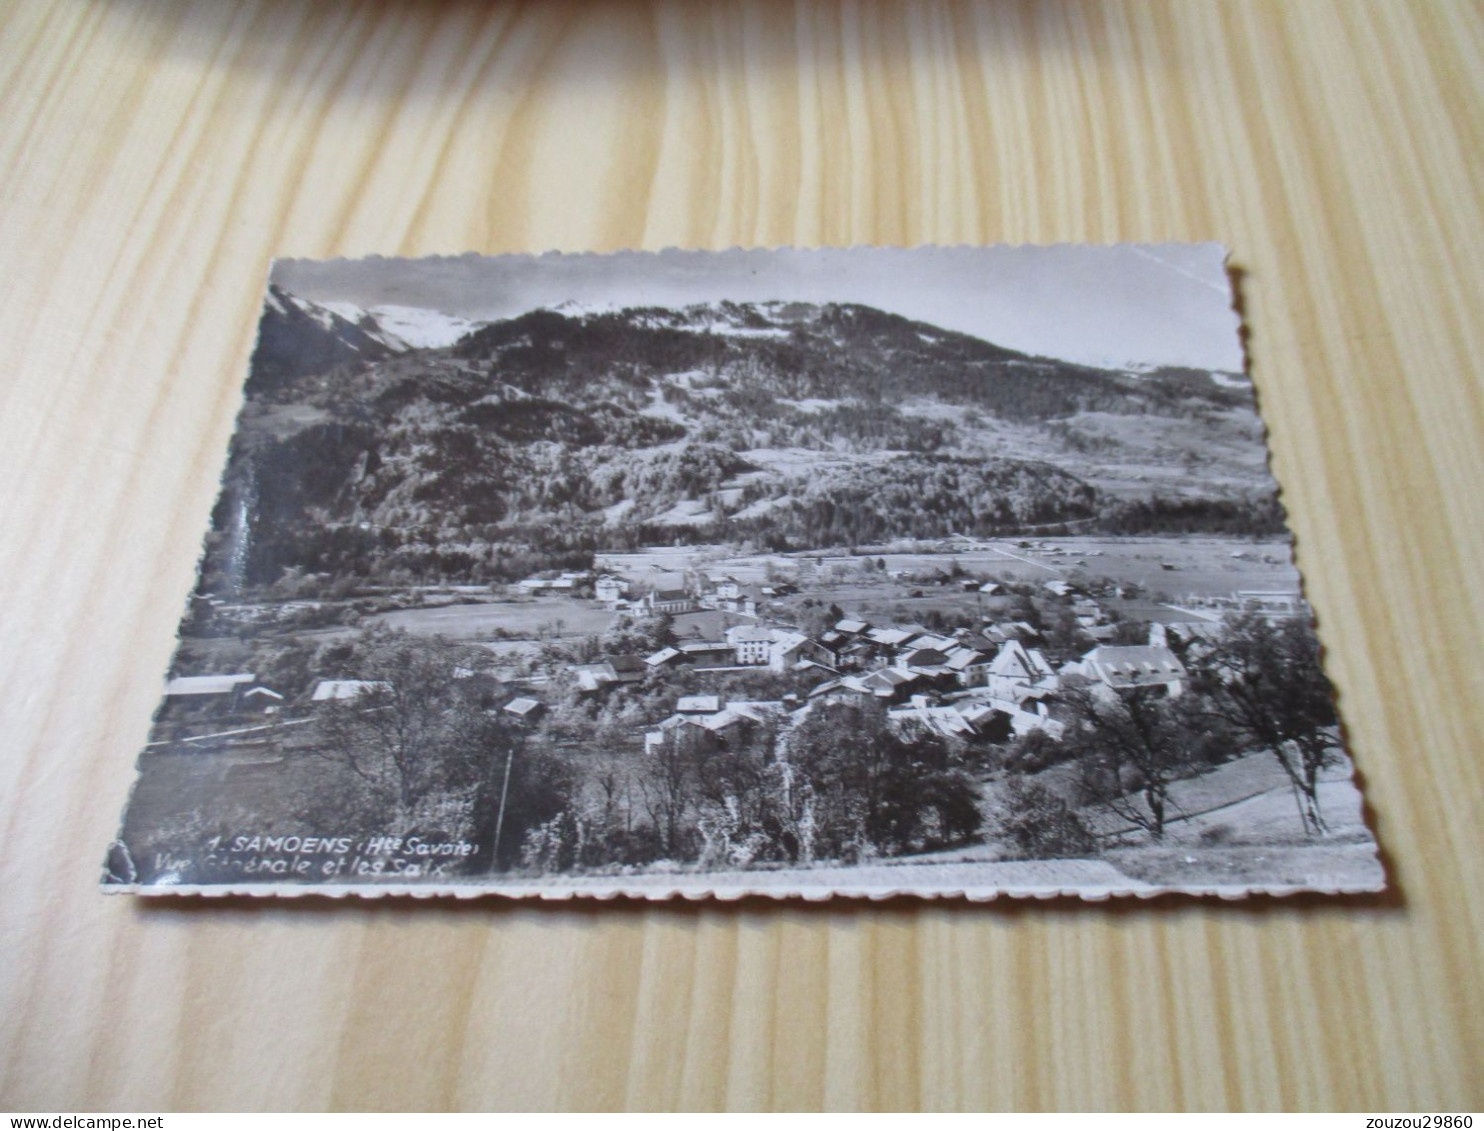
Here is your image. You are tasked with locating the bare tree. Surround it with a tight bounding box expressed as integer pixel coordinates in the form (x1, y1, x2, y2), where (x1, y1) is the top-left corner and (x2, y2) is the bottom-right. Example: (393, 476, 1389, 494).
(1063, 681, 1194, 841)
(637, 725, 704, 857)
(314, 630, 495, 812)
(1191, 612, 1340, 836)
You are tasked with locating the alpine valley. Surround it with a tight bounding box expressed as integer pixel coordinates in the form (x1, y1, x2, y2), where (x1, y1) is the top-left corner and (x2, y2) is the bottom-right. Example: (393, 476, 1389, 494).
(212, 286, 1280, 592)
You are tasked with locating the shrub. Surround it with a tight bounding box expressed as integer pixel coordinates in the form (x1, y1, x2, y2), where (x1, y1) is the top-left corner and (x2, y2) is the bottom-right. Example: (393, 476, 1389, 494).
(1198, 823, 1236, 847)
(993, 779, 1098, 860)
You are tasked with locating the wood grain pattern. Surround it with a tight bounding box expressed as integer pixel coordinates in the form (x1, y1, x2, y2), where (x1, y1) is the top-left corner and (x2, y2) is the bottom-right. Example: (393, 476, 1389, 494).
(2, 0, 1482, 1111)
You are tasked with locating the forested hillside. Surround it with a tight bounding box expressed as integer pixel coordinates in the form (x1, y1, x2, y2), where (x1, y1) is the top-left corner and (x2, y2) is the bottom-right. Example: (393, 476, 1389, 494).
(206, 294, 1277, 591)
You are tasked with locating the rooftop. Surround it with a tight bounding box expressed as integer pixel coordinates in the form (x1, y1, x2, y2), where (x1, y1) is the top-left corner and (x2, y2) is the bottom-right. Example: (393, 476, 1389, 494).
(310, 679, 389, 701)
(164, 673, 256, 696)
(726, 626, 774, 642)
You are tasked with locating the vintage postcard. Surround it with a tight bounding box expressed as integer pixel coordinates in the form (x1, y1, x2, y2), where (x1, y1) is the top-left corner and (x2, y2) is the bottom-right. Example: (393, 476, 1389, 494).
(103, 245, 1383, 899)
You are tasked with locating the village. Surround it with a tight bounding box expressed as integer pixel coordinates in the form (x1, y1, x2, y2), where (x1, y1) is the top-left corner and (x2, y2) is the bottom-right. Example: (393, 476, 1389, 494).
(107, 507, 1390, 895)
(153, 539, 1309, 777)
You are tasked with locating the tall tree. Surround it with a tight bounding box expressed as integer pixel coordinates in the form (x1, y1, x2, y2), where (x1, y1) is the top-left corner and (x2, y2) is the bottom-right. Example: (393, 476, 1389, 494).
(313, 627, 571, 866)
(786, 702, 981, 858)
(1063, 682, 1196, 841)
(1191, 612, 1340, 835)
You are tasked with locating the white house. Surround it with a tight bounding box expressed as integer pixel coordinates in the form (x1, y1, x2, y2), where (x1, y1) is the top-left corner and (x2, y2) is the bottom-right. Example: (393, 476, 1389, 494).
(945, 647, 992, 687)
(726, 624, 774, 665)
(985, 640, 1057, 700)
(1067, 645, 1188, 698)
(768, 631, 816, 673)
(594, 575, 628, 604)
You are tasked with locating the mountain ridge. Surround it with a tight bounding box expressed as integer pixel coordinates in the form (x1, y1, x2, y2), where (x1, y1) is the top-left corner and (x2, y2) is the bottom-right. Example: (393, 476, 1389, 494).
(212, 289, 1279, 592)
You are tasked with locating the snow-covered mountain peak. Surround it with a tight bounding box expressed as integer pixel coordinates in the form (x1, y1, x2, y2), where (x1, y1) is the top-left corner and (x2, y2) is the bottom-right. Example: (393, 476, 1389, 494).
(261, 287, 495, 352)
(547, 299, 629, 319)
(264, 287, 409, 353)
(365, 305, 486, 349)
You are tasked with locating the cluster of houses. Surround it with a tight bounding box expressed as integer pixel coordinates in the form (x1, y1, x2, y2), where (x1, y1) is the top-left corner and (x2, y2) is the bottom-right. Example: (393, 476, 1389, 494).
(164, 561, 1276, 756)
(591, 609, 1195, 752)
(803, 617, 1187, 742)
(517, 569, 762, 617)
(642, 696, 787, 753)
(610, 571, 761, 617)
(567, 622, 829, 694)
(158, 601, 1193, 758)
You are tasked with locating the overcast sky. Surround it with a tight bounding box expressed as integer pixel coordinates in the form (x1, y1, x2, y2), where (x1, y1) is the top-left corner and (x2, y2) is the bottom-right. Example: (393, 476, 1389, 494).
(272, 244, 1243, 372)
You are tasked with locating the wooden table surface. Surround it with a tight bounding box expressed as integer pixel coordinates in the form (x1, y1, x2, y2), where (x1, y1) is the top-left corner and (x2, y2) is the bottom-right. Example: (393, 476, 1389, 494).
(3, 0, 1483, 1112)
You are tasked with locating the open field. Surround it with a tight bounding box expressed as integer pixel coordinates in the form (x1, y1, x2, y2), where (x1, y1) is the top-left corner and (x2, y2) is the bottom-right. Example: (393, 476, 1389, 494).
(322, 534, 1307, 651)
(369, 595, 617, 641)
(602, 536, 1300, 603)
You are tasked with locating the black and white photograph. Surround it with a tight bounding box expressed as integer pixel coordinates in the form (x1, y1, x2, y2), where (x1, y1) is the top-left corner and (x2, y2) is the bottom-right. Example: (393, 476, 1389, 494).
(104, 244, 1383, 899)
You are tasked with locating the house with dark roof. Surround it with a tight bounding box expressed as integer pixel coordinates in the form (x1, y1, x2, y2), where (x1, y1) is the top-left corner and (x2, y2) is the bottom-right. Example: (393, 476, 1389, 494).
(944, 647, 993, 687)
(900, 645, 951, 667)
(162, 673, 276, 717)
(647, 588, 697, 614)
(679, 641, 735, 667)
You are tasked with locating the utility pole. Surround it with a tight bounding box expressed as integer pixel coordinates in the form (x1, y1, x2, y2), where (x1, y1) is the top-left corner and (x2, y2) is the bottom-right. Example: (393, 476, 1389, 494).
(492, 745, 515, 868)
